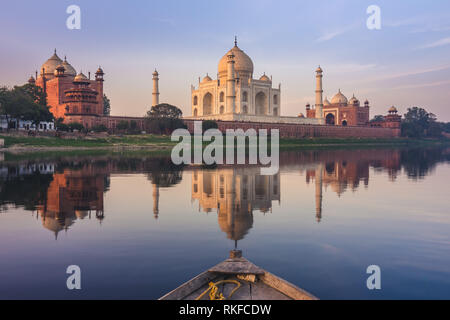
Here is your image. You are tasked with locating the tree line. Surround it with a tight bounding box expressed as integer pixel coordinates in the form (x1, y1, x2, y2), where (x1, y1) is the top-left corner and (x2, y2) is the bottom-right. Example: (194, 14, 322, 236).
(0, 84, 53, 130)
(371, 107, 450, 138)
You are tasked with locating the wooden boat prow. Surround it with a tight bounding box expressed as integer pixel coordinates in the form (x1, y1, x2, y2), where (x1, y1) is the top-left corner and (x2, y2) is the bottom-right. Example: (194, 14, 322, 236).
(159, 250, 318, 300)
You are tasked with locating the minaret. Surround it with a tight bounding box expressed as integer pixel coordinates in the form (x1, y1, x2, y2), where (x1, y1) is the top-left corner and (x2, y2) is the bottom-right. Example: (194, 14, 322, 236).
(315, 164, 323, 223)
(152, 69, 160, 107)
(226, 52, 236, 114)
(152, 183, 159, 219)
(315, 66, 324, 124)
(95, 67, 105, 115)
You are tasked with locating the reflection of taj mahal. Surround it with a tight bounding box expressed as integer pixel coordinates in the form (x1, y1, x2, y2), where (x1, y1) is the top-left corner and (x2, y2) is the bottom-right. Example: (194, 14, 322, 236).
(191, 167, 280, 241)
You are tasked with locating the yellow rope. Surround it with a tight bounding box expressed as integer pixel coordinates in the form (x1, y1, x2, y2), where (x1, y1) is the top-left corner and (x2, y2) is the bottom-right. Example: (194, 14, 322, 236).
(195, 280, 242, 300)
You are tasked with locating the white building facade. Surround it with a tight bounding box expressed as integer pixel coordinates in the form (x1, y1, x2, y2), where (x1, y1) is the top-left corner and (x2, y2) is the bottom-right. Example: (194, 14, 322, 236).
(186, 40, 321, 125)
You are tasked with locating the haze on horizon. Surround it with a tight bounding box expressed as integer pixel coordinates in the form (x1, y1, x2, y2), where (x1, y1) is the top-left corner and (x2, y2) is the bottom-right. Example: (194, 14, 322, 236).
(1, 0, 450, 121)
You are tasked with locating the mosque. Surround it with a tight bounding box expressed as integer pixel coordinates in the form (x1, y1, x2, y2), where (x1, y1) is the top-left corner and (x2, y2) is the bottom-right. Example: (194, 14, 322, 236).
(29, 50, 146, 131)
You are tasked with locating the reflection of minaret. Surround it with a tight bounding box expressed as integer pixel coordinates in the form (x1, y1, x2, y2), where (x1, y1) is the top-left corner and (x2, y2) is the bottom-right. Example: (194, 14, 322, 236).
(152, 183, 159, 219)
(315, 164, 323, 223)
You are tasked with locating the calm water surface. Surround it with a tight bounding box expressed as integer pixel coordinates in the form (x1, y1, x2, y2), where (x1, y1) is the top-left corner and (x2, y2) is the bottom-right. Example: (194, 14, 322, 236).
(0, 147, 449, 299)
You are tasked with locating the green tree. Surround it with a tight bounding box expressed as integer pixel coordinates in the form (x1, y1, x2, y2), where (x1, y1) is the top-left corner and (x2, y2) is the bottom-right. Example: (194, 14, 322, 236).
(370, 115, 385, 123)
(202, 120, 218, 133)
(0, 84, 53, 131)
(103, 94, 111, 116)
(92, 124, 108, 132)
(68, 122, 84, 132)
(55, 118, 69, 131)
(145, 103, 185, 134)
(116, 120, 129, 131)
(401, 107, 439, 138)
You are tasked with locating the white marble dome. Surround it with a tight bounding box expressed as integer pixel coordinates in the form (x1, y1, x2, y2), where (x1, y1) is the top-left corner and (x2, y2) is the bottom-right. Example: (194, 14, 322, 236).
(218, 44, 254, 78)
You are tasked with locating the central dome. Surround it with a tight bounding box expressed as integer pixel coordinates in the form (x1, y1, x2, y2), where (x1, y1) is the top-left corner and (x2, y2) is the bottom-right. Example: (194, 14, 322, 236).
(331, 89, 348, 105)
(41, 50, 63, 75)
(218, 44, 254, 78)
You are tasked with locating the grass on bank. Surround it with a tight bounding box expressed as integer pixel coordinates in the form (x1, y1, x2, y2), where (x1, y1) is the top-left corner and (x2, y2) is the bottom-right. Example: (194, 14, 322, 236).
(0, 134, 176, 148)
(1, 134, 449, 149)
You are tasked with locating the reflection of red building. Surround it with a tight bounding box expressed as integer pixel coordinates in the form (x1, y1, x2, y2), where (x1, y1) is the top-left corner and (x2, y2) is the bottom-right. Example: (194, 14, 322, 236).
(30, 50, 146, 131)
(37, 166, 105, 238)
(305, 149, 402, 222)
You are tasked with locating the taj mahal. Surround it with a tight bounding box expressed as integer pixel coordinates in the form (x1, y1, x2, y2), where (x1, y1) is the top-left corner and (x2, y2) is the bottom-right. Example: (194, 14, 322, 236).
(185, 38, 325, 125)
(182, 38, 390, 128)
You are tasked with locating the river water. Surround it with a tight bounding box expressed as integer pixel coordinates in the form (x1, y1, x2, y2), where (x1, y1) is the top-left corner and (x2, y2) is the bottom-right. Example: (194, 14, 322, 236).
(0, 147, 449, 299)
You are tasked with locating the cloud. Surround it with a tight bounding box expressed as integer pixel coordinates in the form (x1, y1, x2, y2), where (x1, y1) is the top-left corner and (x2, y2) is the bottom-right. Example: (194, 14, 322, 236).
(315, 24, 358, 43)
(361, 64, 450, 83)
(410, 25, 450, 34)
(418, 37, 450, 49)
(390, 79, 450, 91)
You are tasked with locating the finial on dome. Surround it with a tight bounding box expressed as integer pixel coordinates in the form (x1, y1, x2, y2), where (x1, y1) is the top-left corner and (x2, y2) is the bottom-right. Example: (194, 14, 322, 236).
(234, 36, 237, 47)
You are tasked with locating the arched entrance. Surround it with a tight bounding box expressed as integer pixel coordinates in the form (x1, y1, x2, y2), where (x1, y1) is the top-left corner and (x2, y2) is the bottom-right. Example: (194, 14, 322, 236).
(203, 93, 213, 115)
(325, 113, 335, 125)
(255, 92, 267, 115)
(342, 120, 347, 126)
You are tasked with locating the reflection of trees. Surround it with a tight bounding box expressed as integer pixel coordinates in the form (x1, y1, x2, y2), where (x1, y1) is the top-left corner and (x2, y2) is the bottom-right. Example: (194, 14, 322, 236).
(400, 147, 450, 179)
(146, 158, 183, 187)
(0, 170, 53, 211)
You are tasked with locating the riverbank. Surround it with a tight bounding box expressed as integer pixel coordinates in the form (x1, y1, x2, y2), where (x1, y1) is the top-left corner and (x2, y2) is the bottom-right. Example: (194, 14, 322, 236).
(1, 133, 449, 154)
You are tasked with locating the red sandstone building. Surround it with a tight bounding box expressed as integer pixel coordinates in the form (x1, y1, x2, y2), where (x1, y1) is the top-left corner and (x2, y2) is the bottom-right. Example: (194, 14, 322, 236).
(305, 90, 370, 127)
(30, 50, 146, 131)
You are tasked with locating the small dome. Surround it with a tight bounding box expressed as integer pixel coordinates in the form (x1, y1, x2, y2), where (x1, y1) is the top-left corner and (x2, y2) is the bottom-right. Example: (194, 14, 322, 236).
(201, 74, 212, 83)
(74, 72, 89, 83)
(349, 94, 359, 105)
(41, 50, 63, 75)
(28, 76, 35, 83)
(323, 97, 330, 106)
(96, 67, 104, 74)
(259, 74, 271, 81)
(364, 99, 370, 105)
(218, 43, 254, 78)
(298, 113, 305, 118)
(62, 57, 76, 76)
(316, 66, 323, 73)
(388, 106, 398, 113)
(331, 89, 348, 105)
(152, 69, 158, 76)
